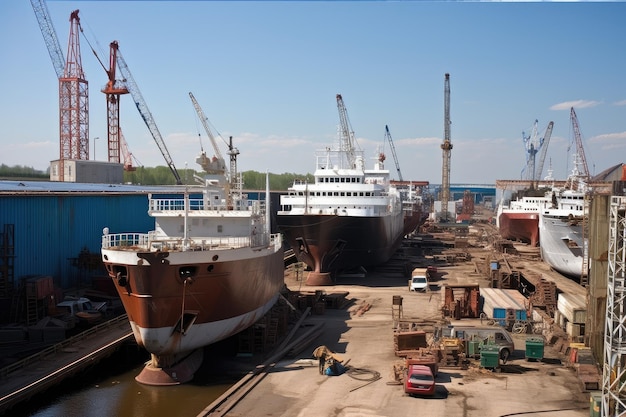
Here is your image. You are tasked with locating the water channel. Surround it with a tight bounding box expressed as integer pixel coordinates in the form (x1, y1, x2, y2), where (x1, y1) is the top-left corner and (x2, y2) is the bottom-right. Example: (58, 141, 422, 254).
(11, 341, 247, 417)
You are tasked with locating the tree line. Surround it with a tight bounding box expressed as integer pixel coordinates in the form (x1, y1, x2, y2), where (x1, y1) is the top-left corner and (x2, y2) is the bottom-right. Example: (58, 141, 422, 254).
(0, 164, 313, 191)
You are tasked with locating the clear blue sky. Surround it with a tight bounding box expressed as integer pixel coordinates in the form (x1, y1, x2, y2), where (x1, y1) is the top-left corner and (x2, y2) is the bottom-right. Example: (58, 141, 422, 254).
(2, 1, 625, 185)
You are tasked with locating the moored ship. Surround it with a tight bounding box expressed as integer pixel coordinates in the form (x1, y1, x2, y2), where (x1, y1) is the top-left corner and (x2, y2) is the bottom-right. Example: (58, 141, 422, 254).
(538, 167, 588, 279)
(276, 94, 405, 285)
(497, 192, 551, 246)
(101, 140, 284, 385)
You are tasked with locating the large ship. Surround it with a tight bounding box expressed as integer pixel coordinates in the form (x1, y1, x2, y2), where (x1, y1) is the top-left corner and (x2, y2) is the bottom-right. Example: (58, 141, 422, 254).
(276, 94, 405, 285)
(496, 191, 551, 246)
(538, 162, 589, 279)
(101, 140, 284, 385)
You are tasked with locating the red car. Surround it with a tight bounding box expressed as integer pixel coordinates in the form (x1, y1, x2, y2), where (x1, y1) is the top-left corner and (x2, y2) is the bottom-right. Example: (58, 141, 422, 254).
(404, 364, 436, 397)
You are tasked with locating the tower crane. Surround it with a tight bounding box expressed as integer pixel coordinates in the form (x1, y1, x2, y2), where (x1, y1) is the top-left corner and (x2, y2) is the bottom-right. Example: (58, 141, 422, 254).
(570, 107, 590, 179)
(189, 92, 227, 175)
(440, 73, 453, 222)
(384, 125, 403, 181)
(97, 41, 130, 166)
(336, 94, 360, 169)
(31, 2, 89, 181)
(115, 47, 182, 185)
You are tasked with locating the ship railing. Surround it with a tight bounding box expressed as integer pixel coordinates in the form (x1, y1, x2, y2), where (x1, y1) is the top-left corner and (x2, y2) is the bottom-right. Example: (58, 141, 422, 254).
(103, 232, 280, 252)
(148, 197, 263, 214)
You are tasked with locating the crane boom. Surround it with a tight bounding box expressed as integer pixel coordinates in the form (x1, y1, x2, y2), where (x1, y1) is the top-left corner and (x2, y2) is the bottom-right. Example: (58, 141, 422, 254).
(115, 48, 182, 185)
(189, 92, 226, 174)
(535, 121, 554, 182)
(570, 107, 590, 179)
(336, 94, 358, 169)
(384, 125, 403, 181)
(30, 0, 65, 78)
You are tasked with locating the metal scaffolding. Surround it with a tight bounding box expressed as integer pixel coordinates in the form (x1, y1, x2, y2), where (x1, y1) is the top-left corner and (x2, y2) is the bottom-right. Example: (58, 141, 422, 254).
(602, 195, 626, 416)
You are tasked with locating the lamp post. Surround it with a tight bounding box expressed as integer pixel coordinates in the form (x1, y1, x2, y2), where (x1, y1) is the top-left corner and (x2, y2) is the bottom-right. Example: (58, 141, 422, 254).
(93, 137, 99, 161)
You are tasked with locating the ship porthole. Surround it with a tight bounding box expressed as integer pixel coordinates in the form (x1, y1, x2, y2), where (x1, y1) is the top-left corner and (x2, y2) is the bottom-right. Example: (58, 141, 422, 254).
(212, 255, 219, 261)
(207, 265, 214, 272)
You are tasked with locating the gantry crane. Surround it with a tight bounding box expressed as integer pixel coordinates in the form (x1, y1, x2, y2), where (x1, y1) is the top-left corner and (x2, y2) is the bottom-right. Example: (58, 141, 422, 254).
(115, 46, 182, 185)
(384, 125, 403, 181)
(336, 94, 360, 169)
(440, 73, 453, 222)
(31, 2, 89, 181)
(189, 92, 227, 175)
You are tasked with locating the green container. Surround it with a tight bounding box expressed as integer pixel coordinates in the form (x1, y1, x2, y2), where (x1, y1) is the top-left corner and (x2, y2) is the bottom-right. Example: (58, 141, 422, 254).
(480, 344, 499, 368)
(467, 340, 480, 358)
(525, 337, 544, 360)
(589, 391, 602, 417)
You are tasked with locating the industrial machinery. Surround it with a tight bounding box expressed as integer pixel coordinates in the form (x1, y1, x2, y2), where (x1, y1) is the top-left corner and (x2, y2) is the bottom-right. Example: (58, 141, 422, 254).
(521, 119, 554, 187)
(569, 107, 591, 181)
(336, 94, 360, 169)
(440, 73, 453, 222)
(384, 125, 403, 181)
(31, 2, 89, 180)
(189, 92, 227, 175)
(115, 46, 182, 184)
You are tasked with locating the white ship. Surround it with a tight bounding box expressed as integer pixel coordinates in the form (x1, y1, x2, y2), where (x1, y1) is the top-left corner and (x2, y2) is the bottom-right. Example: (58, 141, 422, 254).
(538, 161, 589, 279)
(101, 139, 284, 385)
(276, 94, 405, 285)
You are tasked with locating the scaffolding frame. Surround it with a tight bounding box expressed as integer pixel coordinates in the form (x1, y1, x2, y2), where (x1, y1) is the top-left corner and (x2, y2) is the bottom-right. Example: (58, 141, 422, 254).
(602, 196, 626, 416)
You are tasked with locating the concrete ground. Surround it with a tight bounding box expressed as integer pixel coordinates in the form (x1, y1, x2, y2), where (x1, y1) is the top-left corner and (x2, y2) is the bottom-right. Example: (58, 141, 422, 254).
(217, 236, 592, 417)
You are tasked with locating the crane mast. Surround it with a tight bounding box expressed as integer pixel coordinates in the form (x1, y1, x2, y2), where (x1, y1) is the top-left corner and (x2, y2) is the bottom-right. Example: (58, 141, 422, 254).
(384, 125, 403, 181)
(189, 92, 226, 175)
(336, 94, 359, 169)
(101, 41, 129, 165)
(115, 47, 182, 185)
(440, 73, 453, 222)
(570, 107, 590, 179)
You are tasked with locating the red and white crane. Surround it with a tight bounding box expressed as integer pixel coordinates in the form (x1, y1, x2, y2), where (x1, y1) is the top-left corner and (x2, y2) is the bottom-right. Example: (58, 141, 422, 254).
(31, 2, 89, 180)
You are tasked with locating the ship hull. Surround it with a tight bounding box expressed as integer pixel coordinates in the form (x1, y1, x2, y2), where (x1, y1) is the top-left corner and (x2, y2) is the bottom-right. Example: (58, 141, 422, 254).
(276, 212, 404, 282)
(498, 212, 539, 246)
(538, 213, 584, 278)
(102, 244, 284, 357)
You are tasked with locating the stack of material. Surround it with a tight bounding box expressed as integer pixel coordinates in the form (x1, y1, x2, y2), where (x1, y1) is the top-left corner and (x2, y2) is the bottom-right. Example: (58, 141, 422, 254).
(480, 288, 528, 327)
(557, 292, 587, 341)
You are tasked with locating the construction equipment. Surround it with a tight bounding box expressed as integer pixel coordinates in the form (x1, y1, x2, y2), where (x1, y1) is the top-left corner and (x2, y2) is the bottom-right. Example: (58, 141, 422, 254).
(99, 41, 130, 166)
(31, 2, 89, 180)
(30, 0, 65, 78)
(522, 120, 554, 186)
(384, 125, 403, 181)
(569, 107, 591, 180)
(535, 121, 554, 183)
(312, 345, 345, 375)
(189, 92, 227, 175)
(120, 129, 136, 171)
(336, 94, 360, 169)
(440, 73, 453, 222)
(115, 47, 182, 184)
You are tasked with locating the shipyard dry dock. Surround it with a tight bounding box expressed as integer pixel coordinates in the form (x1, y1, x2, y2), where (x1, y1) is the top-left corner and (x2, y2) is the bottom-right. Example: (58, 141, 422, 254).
(0, 215, 608, 416)
(196, 223, 597, 417)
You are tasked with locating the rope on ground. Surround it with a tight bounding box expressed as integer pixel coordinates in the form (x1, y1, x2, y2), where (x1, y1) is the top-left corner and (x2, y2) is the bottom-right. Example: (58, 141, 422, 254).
(345, 366, 381, 382)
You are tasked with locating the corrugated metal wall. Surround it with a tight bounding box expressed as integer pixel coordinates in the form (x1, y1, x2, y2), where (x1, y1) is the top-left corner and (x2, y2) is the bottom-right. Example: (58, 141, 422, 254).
(0, 193, 153, 290)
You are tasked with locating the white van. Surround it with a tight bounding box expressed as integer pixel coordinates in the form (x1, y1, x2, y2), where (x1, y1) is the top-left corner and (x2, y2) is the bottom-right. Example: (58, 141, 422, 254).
(437, 325, 515, 362)
(409, 268, 429, 292)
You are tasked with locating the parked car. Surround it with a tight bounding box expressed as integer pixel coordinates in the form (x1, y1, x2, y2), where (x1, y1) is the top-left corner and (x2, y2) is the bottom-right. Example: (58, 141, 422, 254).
(404, 364, 435, 397)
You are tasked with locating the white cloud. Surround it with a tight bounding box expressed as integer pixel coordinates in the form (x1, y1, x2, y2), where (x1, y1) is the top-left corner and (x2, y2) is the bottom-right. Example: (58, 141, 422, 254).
(550, 100, 602, 111)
